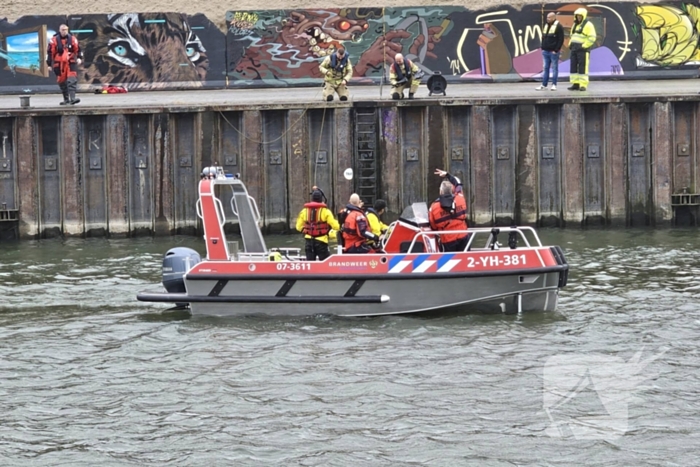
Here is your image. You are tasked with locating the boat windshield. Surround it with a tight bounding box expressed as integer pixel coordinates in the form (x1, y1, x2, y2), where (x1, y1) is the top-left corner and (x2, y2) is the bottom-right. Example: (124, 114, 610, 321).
(398, 202, 430, 226)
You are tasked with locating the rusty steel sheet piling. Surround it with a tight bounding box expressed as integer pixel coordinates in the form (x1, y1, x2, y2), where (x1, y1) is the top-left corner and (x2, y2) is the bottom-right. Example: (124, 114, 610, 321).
(3, 94, 700, 240)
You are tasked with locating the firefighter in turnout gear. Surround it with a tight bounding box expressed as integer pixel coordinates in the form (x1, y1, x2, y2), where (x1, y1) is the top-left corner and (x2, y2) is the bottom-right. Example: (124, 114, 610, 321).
(319, 47, 353, 102)
(46, 24, 83, 105)
(389, 53, 421, 100)
(429, 169, 469, 252)
(296, 188, 340, 261)
(341, 194, 380, 253)
(567, 7, 597, 91)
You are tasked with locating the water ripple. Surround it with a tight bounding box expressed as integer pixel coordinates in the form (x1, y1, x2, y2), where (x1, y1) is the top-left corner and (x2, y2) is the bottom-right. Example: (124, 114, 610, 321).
(0, 232, 699, 465)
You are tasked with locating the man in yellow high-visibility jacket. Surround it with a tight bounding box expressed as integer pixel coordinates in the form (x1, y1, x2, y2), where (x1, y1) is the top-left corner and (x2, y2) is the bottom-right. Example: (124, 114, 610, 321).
(567, 7, 596, 92)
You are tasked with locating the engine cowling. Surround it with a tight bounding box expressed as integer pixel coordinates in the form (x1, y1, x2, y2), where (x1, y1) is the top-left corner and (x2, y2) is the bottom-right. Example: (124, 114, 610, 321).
(162, 247, 201, 293)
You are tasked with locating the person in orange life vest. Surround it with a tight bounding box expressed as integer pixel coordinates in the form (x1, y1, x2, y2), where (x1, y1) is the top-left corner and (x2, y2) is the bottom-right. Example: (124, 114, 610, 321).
(295, 188, 340, 261)
(46, 24, 83, 105)
(429, 168, 469, 252)
(342, 193, 380, 253)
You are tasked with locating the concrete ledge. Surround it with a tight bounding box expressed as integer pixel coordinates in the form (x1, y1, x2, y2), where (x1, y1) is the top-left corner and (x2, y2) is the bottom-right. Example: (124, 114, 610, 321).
(2, 80, 700, 116)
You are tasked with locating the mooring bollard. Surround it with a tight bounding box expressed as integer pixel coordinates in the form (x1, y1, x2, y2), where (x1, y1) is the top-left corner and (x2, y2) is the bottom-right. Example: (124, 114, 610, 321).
(19, 95, 32, 109)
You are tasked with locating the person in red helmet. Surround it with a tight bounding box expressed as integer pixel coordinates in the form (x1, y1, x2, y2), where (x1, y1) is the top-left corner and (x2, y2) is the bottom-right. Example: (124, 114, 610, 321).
(46, 24, 83, 105)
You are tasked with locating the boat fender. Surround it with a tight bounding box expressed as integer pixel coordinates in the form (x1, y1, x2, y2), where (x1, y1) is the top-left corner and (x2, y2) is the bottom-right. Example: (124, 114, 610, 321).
(162, 247, 201, 294)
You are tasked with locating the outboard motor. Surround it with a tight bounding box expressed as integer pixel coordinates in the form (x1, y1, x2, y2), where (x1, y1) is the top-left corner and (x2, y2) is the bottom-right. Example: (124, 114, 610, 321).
(162, 247, 201, 293)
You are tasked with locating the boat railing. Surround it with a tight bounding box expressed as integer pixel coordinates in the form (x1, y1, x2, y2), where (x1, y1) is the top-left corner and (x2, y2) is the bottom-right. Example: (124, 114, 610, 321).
(399, 226, 543, 253)
(238, 252, 273, 262)
(237, 247, 304, 262)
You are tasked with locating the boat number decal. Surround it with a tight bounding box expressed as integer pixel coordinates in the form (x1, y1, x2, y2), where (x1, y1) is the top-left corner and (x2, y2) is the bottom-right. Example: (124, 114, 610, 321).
(466, 254, 527, 268)
(276, 262, 312, 271)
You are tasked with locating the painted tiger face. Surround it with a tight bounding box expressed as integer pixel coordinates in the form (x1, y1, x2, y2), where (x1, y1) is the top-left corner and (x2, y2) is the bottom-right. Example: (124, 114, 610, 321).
(76, 13, 209, 89)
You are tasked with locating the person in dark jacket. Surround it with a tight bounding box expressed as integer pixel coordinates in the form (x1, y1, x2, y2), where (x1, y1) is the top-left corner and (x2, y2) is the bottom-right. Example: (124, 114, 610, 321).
(535, 12, 564, 91)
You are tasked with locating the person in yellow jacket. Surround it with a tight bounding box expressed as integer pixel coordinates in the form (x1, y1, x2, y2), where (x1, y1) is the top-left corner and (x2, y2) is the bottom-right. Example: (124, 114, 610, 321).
(567, 7, 597, 92)
(295, 188, 340, 261)
(319, 47, 353, 102)
(365, 199, 389, 235)
(389, 53, 421, 100)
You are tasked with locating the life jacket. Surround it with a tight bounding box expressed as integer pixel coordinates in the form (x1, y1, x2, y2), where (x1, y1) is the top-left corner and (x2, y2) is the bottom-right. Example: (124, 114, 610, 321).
(571, 18, 589, 35)
(49, 34, 80, 83)
(392, 59, 413, 82)
(570, 15, 594, 50)
(52, 33, 77, 57)
(429, 193, 468, 244)
(342, 206, 368, 250)
(302, 202, 331, 237)
(542, 20, 559, 36)
(330, 52, 349, 72)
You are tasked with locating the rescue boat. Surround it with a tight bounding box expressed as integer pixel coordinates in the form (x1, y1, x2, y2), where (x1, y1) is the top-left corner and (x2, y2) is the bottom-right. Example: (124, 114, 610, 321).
(137, 167, 569, 317)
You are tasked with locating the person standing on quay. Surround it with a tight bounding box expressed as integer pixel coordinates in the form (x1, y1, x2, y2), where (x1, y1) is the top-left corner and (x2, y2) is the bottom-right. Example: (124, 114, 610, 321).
(535, 12, 564, 91)
(47, 24, 83, 105)
(567, 7, 597, 92)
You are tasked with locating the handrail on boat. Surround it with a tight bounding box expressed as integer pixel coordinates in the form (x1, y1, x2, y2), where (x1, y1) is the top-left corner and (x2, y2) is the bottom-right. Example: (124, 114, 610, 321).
(398, 226, 542, 254)
(229, 187, 261, 224)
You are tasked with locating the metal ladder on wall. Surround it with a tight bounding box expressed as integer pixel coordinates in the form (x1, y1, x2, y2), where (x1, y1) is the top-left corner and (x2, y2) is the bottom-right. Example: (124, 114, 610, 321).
(354, 107, 379, 207)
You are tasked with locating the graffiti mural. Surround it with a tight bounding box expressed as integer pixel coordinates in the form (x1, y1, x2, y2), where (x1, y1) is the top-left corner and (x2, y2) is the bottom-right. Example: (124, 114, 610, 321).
(636, 4, 700, 67)
(223, 4, 646, 85)
(0, 13, 225, 92)
(2, 4, 700, 92)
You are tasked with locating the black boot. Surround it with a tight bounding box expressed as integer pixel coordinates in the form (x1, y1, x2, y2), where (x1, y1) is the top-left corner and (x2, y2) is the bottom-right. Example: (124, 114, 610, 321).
(69, 90, 80, 105)
(392, 93, 400, 100)
(326, 95, 334, 102)
(340, 96, 347, 101)
(60, 91, 70, 105)
(408, 93, 414, 99)
(567, 84, 580, 91)
(579, 86, 587, 91)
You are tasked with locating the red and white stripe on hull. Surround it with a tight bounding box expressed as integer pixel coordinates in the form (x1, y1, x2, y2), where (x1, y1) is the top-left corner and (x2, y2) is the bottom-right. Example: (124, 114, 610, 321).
(187, 248, 560, 277)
